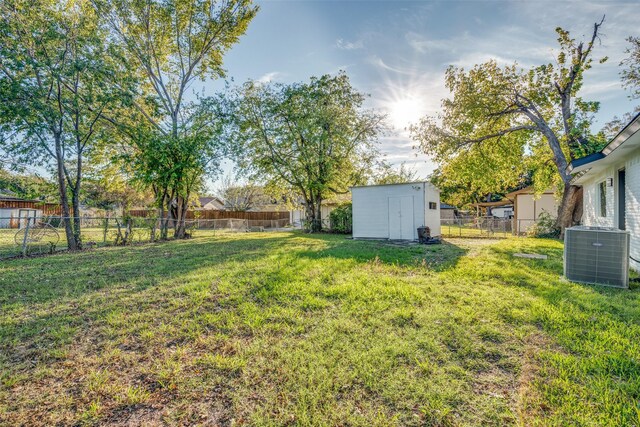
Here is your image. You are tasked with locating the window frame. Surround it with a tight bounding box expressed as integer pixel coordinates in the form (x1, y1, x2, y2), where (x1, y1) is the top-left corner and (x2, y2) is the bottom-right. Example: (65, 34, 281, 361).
(598, 181, 607, 217)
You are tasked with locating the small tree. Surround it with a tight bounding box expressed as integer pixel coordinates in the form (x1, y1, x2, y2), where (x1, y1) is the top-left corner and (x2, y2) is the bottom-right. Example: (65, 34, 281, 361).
(231, 72, 386, 231)
(410, 19, 608, 234)
(94, 0, 257, 238)
(215, 174, 269, 211)
(0, 0, 129, 249)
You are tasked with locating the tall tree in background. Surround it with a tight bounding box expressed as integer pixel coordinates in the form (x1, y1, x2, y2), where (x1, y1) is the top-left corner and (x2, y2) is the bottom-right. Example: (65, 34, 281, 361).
(94, 0, 257, 238)
(373, 162, 421, 185)
(0, 0, 129, 249)
(621, 36, 640, 99)
(411, 19, 607, 234)
(215, 174, 269, 211)
(231, 73, 386, 231)
(0, 168, 57, 201)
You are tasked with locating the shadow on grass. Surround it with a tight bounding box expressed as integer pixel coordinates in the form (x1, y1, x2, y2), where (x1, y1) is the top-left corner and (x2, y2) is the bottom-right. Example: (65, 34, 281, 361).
(0, 233, 466, 349)
(290, 234, 468, 272)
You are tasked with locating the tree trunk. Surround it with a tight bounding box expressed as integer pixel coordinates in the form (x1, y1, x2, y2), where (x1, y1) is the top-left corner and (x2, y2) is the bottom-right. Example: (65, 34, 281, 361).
(54, 134, 78, 251)
(314, 197, 323, 231)
(557, 184, 582, 237)
(72, 189, 82, 249)
(304, 197, 322, 233)
(174, 195, 189, 238)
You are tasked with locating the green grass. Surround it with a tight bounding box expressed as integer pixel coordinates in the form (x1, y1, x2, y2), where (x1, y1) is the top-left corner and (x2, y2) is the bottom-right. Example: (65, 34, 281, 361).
(0, 232, 639, 426)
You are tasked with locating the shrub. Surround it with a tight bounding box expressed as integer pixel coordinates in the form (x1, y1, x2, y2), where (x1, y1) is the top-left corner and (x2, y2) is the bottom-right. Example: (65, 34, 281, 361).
(528, 211, 560, 238)
(329, 203, 352, 234)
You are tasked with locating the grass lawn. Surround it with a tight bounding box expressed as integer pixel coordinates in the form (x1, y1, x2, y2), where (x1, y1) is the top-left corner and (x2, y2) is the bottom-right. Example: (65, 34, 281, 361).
(1, 232, 639, 426)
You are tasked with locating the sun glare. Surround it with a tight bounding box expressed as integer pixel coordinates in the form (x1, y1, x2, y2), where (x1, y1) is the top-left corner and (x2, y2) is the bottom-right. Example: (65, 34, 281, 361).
(388, 97, 424, 130)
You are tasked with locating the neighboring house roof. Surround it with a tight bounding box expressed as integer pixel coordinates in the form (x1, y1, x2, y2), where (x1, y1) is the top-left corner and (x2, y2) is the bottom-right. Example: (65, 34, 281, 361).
(440, 203, 456, 209)
(568, 112, 640, 184)
(195, 196, 225, 210)
(0, 195, 38, 202)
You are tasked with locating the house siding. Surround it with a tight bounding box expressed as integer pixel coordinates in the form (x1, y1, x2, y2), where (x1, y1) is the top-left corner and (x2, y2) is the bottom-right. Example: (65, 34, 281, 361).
(581, 166, 616, 228)
(513, 192, 558, 234)
(581, 148, 640, 271)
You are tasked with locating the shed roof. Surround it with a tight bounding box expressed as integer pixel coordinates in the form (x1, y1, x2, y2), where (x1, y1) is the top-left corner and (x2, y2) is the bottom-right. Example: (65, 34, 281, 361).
(350, 181, 429, 189)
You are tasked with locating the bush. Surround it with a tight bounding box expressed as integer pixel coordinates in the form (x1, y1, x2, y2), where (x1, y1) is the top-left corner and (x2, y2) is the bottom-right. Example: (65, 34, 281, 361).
(329, 203, 352, 234)
(528, 211, 560, 238)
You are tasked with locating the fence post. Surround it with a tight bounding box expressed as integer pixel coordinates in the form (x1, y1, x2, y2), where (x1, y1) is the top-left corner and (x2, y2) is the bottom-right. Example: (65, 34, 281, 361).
(22, 217, 31, 257)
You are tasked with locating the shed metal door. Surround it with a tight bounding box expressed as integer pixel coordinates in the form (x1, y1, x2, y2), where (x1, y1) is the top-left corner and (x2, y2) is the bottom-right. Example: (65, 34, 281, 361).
(388, 196, 414, 240)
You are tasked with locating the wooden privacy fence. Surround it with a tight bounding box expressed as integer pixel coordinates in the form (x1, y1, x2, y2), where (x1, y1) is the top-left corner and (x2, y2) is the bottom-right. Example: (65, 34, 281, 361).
(0, 200, 62, 215)
(128, 209, 290, 221)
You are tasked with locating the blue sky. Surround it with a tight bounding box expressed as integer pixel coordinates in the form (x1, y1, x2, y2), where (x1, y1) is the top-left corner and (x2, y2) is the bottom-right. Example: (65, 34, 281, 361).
(206, 0, 639, 186)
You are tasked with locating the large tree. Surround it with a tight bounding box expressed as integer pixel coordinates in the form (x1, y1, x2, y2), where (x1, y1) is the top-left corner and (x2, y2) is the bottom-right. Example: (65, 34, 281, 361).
(0, 0, 128, 249)
(93, 0, 257, 238)
(621, 36, 640, 99)
(231, 72, 386, 231)
(411, 19, 608, 233)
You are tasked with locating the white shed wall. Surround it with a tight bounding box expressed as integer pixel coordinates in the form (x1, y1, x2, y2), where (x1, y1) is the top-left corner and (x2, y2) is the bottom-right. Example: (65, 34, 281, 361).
(351, 182, 440, 240)
(423, 182, 441, 237)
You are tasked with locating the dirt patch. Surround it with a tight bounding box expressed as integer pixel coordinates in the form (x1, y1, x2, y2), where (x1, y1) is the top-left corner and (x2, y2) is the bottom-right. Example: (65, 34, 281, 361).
(515, 332, 562, 424)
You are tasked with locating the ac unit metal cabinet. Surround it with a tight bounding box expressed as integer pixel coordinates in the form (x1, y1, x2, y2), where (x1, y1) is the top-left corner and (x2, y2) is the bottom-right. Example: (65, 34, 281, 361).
(564, 226, 630, 288)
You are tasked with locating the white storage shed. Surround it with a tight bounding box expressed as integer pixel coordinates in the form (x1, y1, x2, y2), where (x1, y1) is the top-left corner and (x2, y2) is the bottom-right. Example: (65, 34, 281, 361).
(350, 182, 441, 240)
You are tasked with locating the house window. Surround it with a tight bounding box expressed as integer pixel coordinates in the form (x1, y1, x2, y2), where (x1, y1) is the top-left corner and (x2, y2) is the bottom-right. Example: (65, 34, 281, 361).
(599, 181, 607, 217)
(428, 202, 437, 210)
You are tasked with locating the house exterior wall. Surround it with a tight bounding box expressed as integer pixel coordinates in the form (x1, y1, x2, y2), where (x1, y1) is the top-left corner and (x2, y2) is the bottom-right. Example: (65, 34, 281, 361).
(580, 147, 640, 270)
(321, 205, 336, 222)
(514, 193, 558, 234)
(351, 182, 440, 240)
(440, 208, 456, 220)
(491, 206, 514, 218)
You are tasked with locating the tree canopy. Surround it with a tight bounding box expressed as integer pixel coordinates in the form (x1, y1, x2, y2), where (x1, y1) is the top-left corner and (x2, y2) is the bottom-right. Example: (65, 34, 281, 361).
(93, 0, 257, 238)
(230, 72, 386, 231)
(0, 0, 131, 249)
(411, 19, 608, 231)
(621, 36, 640, 99)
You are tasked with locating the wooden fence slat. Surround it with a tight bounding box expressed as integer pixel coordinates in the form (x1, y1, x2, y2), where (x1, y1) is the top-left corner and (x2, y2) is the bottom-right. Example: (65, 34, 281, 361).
(127, 209, 290, 221)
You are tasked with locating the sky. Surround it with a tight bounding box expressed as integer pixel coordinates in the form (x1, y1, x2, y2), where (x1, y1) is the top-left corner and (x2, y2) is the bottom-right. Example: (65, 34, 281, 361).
(204, 0, 639, 188)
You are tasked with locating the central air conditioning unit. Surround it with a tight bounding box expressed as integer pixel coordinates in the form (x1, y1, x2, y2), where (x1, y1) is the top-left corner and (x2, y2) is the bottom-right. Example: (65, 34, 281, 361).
(564, 226, 630, 288)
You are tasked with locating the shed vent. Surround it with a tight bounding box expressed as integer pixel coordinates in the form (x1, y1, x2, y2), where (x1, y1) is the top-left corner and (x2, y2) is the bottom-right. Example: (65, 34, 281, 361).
(564, 226, 630, 288)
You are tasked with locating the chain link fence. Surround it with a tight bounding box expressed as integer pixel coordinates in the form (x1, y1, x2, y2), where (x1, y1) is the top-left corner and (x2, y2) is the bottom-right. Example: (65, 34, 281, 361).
(440, 216, 540, 238)
(440, 216, 540, 239)
(0, 216, 292, 260)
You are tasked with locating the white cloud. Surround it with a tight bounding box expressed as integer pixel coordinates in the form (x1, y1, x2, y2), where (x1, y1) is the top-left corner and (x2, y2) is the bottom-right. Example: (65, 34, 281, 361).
(405, 32, 464, 54)
(256, 71, 282, 83)
(368, 55, 419, 75)
(581, 80, 624, 98)
(336, 38, 364, 50)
